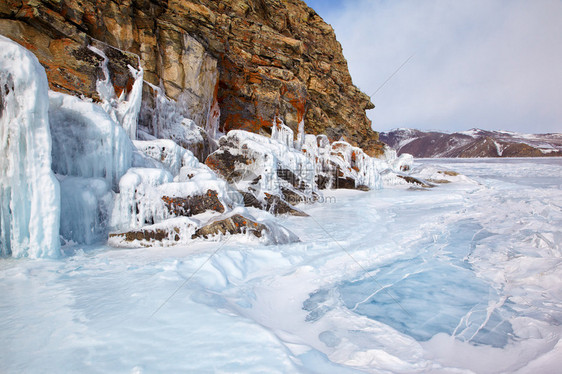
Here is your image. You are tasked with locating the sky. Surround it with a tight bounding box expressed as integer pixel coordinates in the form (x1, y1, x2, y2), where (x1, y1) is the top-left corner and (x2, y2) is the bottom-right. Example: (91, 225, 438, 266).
(304, 0, 562, 134)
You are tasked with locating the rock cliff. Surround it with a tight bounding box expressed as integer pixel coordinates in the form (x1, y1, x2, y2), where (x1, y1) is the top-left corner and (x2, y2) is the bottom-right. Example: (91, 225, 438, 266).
(0, 0, 383, 155)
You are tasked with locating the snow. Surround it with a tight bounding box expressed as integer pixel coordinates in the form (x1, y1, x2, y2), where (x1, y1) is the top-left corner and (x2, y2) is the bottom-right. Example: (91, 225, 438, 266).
(458, 128, 484, 138)
(493, 139, 504, 156)
(2, 158, 561, 373)
(0, 36, 60, 258)
(49, 91, 134, 191)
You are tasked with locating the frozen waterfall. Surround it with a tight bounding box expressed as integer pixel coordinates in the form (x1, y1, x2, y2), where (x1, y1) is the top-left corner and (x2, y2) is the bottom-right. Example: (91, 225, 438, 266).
(0, 36, 61, 258)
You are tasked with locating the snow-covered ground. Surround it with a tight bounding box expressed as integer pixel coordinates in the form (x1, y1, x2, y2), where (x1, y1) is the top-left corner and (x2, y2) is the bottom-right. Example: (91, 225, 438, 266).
(1, 158, 561, 373)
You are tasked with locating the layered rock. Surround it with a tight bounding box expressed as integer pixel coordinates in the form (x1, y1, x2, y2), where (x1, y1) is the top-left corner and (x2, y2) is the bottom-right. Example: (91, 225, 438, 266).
(0, 0, 383, 155)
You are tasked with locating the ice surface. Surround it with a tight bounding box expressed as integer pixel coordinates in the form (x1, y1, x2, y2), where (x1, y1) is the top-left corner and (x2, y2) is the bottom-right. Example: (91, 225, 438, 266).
(49, 91, 134, 191)
(2, 158, 561, 373)
(0, 36, 60, 258)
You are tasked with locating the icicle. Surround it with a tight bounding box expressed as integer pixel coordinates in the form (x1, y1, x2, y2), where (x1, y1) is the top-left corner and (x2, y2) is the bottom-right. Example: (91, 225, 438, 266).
(295, 118, 305, 150)
(117, 64, 143, 140)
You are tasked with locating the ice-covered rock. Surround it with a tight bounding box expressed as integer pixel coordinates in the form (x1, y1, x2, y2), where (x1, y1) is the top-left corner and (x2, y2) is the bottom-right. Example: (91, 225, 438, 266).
(59, 176, 113, 245)
(161, 189, 225, 217)
(0, 36, 60, 258)
(49, 91, 134, 191)
(111, 168, 174, 231)
(133, 139, 199, 177)
(108, 217, 198, 248)
(192, 210, 299, 245)
(138, 84, 213, 161)
(207, 121, 389, 205)
(328, 141, 384, 190)
(156, 179, 239, 215)
(111, 150, 241, 234)
(409, 165, 476, 186)
(88, 45, 144, 140)
(205, 127, 314, 216)
(383, 148, 414, 172)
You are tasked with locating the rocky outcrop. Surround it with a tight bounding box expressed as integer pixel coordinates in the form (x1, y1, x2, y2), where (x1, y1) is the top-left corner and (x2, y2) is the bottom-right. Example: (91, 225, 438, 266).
(205, 127, 312, 216)
(192, 214, 267, 239)
(0, 0, 383, 155)
(396, 175, 434, 188)
(381, 128, 562, 158)
(108, 217, 197, 248)
(162, 189, 225, 216)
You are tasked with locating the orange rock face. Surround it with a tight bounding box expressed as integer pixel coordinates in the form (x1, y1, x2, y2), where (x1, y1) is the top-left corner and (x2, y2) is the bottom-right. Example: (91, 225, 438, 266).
(0, 0, 384, 155)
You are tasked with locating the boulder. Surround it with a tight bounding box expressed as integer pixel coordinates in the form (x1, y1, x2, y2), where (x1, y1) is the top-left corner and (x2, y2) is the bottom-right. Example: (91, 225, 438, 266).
(192, 214, 267, 240)
(108, 217, 197, 248)
(162, 189, 225, 216)
(397, 175, 434, 188)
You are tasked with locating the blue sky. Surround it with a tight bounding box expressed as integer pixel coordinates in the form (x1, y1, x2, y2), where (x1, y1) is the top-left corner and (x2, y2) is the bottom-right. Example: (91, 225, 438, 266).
(304, 0, 562, 134)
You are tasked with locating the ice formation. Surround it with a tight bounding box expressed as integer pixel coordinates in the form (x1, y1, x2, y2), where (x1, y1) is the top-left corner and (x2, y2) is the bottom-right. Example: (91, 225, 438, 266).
(1, 37, 416, 253)
(49, 91, 134, 191)
(133, 139, 199, 177)
(110, 153, 240, 234)
(0, 36, 60, 258)
(46, 46, 140, 244)
(214, 120, 410, 199)
(58, 176, 113, 245)
(88, 46, 144, 140)
(111, 167, 174, 231)
(138, 83, 211, 161)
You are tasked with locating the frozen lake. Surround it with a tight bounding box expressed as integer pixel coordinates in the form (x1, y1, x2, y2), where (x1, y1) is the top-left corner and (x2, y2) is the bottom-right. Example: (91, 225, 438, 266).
(1, 158, 561, 373)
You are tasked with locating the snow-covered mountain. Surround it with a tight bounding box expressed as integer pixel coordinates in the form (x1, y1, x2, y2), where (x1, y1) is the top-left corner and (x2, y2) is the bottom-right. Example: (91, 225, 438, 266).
(380, 128, 562, 158)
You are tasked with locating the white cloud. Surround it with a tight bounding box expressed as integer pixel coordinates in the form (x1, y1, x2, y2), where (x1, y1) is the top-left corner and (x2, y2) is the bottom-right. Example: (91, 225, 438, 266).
(319, 0, 562, 133)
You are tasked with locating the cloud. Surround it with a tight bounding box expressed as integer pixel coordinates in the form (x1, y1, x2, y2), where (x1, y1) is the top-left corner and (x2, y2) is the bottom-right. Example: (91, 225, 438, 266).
(315, 0, 562, 133)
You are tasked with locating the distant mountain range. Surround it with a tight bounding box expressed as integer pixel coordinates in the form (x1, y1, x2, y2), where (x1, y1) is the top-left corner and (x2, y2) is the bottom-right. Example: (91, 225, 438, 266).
(380, 128, 562, 158)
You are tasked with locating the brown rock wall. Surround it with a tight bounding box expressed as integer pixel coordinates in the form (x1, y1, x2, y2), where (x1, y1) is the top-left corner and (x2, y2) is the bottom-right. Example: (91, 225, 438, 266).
(0, 0, 383, 155)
